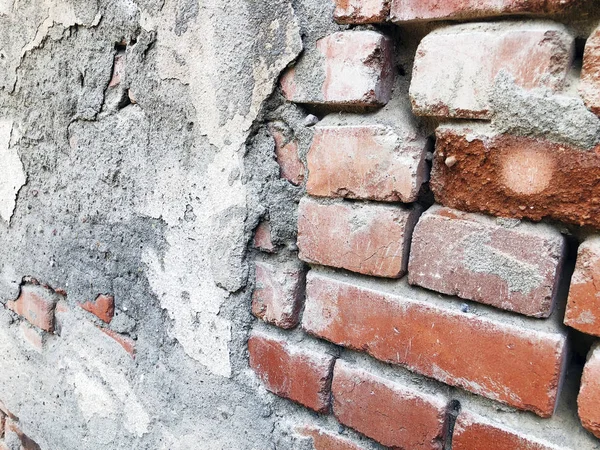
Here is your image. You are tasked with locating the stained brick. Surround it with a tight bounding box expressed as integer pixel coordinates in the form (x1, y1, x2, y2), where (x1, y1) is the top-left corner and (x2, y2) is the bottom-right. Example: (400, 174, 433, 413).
(19, 322, 45, 352)
(268, 122, 306, 186)
(80, 294, 115, 324)
(253, 221, 276, 253)
(307, 112, 429, 203)
(6, 284, 60, 333)
(430, 123, 600, 230)
(581, 25, 600, 116)
(297, 198, 421, 278)
(565, 236, 600, 336)
(332, 360, 449, 449)
(391, 0, 583, 23)
(578, 344, 600, 439)
(297, 426, 366, 450)
(281, 31, 394, 109)
(409, 205, 565, 317)
(302, 271, 567, 417)
(333, 0, 390, 24)
(252, 261, 306, 329)
(248, 331, 335, 413)
(410, 22, 574, 119)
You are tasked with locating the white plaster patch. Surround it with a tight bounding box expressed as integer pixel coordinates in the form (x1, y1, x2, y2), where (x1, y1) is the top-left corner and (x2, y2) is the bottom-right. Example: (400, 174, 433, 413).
(0, 120, 26, 222)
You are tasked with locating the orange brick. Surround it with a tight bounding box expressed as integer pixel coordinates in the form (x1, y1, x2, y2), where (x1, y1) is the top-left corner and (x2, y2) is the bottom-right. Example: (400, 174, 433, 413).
(409, 205, 565, 317)
(297, 426, 366, 450)
(332, 360, 449, 449)
(431, 123, 600, 229)
(579, 344, 600, 439)
(565, 237, 600, 336)
(302, 271, 567, 417)
(80, 294, 115, 324)
(281, 31, 394, 108)
(297, 198, 421, 278)
(252, 261, 305, 329)
(100, 328, 135, 358)
(248, 331, 335, 413)
(6, 284, 59, 332)
(410, 22, 573, 119)
(333, 0, 390, 24)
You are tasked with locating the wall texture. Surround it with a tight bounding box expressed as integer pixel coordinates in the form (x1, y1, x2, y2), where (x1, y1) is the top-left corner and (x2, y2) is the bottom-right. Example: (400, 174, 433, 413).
(2, 0, 600, 449)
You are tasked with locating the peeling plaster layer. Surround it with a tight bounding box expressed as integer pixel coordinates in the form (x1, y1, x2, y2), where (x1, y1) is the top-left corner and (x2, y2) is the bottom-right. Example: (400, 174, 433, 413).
(0, 120, 25, 223)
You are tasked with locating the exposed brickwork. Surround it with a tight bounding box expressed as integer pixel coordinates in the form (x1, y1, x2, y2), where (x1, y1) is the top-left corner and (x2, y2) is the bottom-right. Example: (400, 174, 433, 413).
(297, 426, 366, 450)
(80, 294, 115, 324)
(269, 122, 306, 186)
(453, 411, 559, 450)
(332, 360, 449, 449)
(565, 236, 600, 336)
(307, 123, 428, 203)
(303, 271, 567, 417)
(6, 283, 61, 333)
(431, 123, 600, 229)
(579, 344, 600, 439)
(410, 22, 574, 119)
(248, 332, 335, 413)
(253, 220, 276, 253)
(391, 0, 583, 23)
(333, 0, 390, 24)
(409, 205, 566, 317)
(280, 31, 394, 108)
(297, 198, 421, 278)
(252, 261, 305, 329)
(100, 328, 136, 358)
(580, 24, 600, 116)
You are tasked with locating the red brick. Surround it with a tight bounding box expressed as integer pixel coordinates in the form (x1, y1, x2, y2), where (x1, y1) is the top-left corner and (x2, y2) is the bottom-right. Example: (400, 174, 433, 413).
(578, 344, 600, 439)
(19, 322, 45, 352)
(409, 205, 565, 318)
(268, 123, 305, 186)
(307, 122, 428, 203)
(302, 271, 567, 417)
(410, 22, 574, 119)
(565, 237, 600, 336)
(296, 426, 366, 450)
(253, 220, 276, 253)
(252, 261, 305, 329)
(333, 0, 390, 24)
(100, 328, 136, 358)
(80, 294, 115, 324)
(332, 361, 449, 449)
(581, 25, 600, 116)
(431, 123, 600, 230)
(109, 53, 125, 87)
(248, 331, 335, 413)
(297, 198, 421, 278)
(453, 411, 559, 450)
(281, 31, 394, 108)
(6, 284, 59, 332)
(391, 0, 583, 23)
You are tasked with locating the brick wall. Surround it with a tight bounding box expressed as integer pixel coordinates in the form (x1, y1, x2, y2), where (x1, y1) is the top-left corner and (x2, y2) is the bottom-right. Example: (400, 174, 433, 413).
(250, 1, 600, 449)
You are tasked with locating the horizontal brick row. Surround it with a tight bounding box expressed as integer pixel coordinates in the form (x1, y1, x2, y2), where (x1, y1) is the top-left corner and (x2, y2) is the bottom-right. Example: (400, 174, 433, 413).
(409, 205, 566, 318)
(302, 270, 567, 417)
(297, 198, 421, 278)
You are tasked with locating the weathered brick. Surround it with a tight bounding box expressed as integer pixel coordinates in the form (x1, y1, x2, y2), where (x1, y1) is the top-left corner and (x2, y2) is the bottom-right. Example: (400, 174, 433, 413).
(580, 25, 600, 116)
(252, 261, 306, 329)
(409, 205, 565, 317)
(297, 426, 366, 450)
(297, 198, 421, 278)
(19, 322, 45, 352)
(431, 123, 600, 229)
(332, 360, 449, 449)
(307, 110, 429, 203)
(253, 220, 276, 253)
(269, 122, 306, 186)
(100, 328, 136, 358)
(579, 344, 600, 439)
(410, 22, 574, 119)
(248, 331, 335, 413)
(565, 237, 600, 336)
(6, 283, 60, 333)
(303, 271, 567, 417)
(281, 31, 394, 109)
(80, 294, 115, 324)
(391, 0, 583, 23)
(333, 0, 390, 24)
(109, 53, 125, 87)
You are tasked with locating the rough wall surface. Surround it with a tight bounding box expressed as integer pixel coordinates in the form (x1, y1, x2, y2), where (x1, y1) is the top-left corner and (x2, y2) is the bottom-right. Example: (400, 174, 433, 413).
(3, 0, 600, 449)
